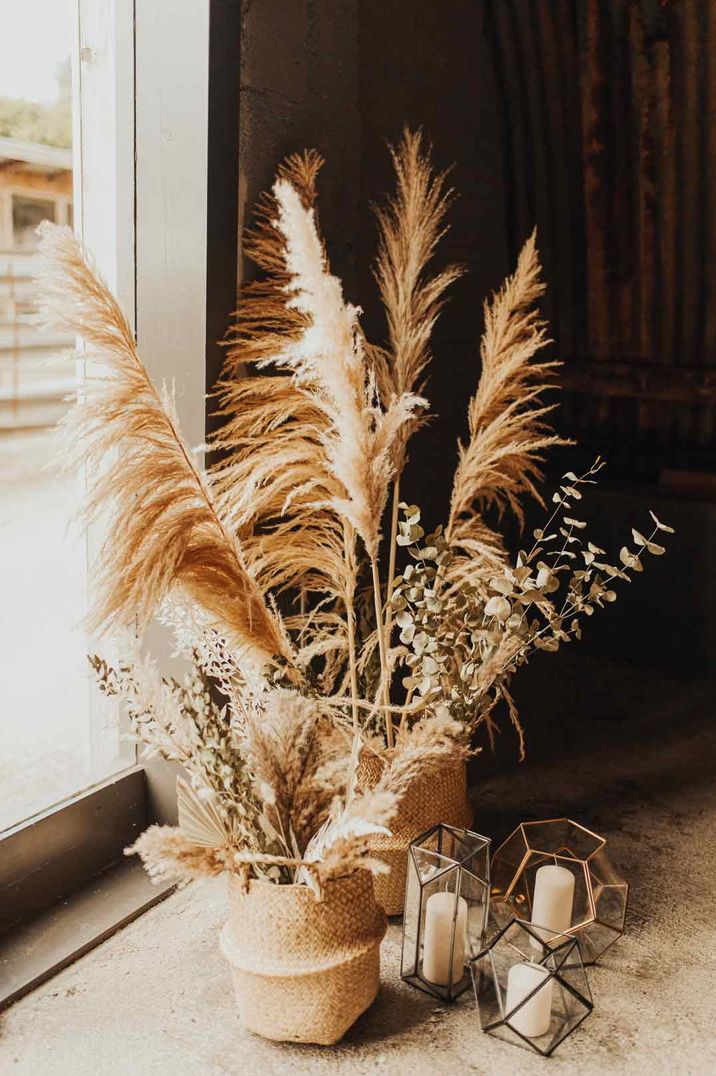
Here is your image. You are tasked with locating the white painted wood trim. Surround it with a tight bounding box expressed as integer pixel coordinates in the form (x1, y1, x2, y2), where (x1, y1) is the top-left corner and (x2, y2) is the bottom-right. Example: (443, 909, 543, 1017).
(74, 0, 136, 321)
(134, 0, 210, 458)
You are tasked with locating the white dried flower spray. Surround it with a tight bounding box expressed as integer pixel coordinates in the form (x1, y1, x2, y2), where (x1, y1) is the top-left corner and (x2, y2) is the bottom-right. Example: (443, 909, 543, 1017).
(270, 177, 424, 561)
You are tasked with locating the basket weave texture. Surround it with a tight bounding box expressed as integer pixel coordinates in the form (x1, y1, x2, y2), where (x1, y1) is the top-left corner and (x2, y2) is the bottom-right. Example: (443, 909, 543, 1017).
(220, 870, 387, 1044)
(359, 754, 472, 916)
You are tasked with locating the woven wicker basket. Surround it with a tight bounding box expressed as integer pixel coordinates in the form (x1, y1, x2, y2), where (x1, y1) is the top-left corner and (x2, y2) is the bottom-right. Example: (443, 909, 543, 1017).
(220, 870, 387, 1044)
(359, 754, 472, 916)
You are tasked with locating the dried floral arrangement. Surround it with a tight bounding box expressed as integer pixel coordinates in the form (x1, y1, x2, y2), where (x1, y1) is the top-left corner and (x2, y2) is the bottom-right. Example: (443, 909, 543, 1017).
(89, 649, 401, 894)
(37, 129, 671, 889)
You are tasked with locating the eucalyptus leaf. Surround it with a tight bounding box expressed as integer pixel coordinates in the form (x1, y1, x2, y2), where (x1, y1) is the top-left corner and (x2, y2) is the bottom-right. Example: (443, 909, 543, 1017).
(649, 510, 675, 534)
(489, 576, 514, 595)
(485, 595, 511, 621)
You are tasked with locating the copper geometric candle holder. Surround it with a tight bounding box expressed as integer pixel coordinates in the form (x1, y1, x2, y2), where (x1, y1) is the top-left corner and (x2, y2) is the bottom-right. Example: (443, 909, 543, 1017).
(470, 918, 593, 1056)
(490, 819, 628, 964)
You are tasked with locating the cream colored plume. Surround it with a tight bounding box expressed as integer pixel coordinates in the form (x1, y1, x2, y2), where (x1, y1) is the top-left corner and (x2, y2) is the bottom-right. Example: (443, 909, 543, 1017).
(211, 156, 354, 659)
(446, 231, 566, 577)
(37, 222, 293, 672)
(267, 176, 425, 562)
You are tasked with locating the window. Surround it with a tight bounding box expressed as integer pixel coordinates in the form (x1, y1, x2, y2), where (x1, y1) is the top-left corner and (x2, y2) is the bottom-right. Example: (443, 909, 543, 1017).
(11, 195, 57, 246)
(1, 0, 233, 1005)
(0, 0, 130, 834)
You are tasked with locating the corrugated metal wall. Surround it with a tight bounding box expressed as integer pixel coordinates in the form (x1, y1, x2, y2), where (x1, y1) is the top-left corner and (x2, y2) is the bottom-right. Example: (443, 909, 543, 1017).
(485, 0, 716, 481)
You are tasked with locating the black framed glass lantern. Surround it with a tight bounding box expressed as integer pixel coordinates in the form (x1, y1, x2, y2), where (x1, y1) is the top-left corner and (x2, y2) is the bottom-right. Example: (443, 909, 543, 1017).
(401, 824, 491, 1002)
(471, 918, 593, 1056)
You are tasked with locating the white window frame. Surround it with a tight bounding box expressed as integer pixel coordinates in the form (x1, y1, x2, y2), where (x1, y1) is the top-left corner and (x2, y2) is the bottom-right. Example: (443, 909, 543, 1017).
(75, 0, 211, 777)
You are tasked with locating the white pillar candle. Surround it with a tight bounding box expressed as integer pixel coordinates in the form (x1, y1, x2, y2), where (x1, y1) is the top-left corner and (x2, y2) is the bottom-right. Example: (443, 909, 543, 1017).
(422, 891, 467, 986)
(530, 863, 575, 944)
(505, 962, 553, 1038)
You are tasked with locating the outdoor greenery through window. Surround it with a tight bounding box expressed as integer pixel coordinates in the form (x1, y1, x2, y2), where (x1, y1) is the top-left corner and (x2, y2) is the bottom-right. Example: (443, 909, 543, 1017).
(0, 0, 126, 831)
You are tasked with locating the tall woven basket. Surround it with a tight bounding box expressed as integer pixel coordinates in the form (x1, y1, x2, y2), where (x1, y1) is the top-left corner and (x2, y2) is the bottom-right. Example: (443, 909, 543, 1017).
(359, 754, 472, 916)
(220, 870, 387, 1045)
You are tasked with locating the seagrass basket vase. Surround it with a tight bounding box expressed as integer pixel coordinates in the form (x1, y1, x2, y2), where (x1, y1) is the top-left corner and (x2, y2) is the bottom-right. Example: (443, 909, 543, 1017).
(359, 753, 473, 916)
(220, 870, 387, 1044)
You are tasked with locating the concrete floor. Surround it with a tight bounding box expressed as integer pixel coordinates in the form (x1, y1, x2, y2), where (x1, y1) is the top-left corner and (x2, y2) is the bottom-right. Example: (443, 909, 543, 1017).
(2, 659, 715, 1075)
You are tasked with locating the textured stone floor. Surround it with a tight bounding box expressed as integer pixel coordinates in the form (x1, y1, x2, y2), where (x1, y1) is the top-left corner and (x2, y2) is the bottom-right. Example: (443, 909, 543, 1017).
(2, 658, 715, 1075)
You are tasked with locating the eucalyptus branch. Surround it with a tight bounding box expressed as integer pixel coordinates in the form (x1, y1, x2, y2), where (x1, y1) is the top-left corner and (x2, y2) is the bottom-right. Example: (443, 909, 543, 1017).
(391, 493, 673, 738)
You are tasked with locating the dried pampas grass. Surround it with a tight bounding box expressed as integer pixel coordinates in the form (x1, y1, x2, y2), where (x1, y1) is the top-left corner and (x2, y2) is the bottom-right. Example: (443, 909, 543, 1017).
(372, 128, 463, 471)
(215, 155, 350, 611)
(128, 825, 232, 884)
(216, 149, 428, 741)
(371, 129, 463, 695)
(268, 174, 424, 562)
(369, 714, 472, 796)
(37, 222, 292, 673)
(126, 683, 399, 893)
(446, 230, 567, 585)
(243, 688, 350, 853)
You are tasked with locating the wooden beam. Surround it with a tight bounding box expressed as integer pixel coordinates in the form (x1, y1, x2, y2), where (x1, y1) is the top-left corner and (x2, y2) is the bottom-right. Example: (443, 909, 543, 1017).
(561, 358, 716, 402)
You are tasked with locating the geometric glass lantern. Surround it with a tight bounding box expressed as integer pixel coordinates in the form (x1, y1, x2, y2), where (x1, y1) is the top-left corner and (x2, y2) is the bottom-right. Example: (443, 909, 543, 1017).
(490, 818, 628, 964)
(471, 918, 593, 1056)
(401, 824, 491, 1002)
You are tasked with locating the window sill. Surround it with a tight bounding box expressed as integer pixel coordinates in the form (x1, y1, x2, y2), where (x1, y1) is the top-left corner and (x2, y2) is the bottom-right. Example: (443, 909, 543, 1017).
(0, 856, 173, 1011)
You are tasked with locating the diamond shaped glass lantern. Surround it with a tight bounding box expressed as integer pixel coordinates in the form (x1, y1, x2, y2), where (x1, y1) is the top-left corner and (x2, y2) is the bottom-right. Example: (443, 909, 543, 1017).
(401, 824, 491, 1002)
(490, 819, 628, 964)
(471, 919, 593, 1056)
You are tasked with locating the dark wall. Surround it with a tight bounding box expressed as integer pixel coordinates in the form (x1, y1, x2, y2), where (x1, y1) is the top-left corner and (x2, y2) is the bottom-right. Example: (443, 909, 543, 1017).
(237, 0, 361, 295)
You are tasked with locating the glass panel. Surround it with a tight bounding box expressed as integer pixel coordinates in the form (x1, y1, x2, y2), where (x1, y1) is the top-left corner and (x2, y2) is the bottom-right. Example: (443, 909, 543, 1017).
(401, 847, 422, 979)
(0, 0, 128, 831)
(11, 195, 57, 247)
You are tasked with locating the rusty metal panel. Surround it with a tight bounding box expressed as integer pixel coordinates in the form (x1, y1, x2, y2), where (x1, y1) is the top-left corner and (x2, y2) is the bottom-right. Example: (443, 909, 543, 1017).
(485, 0, 716, 475)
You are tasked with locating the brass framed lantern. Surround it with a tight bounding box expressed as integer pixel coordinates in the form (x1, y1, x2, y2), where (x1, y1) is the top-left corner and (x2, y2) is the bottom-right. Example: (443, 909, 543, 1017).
(490, 818, 628, 964)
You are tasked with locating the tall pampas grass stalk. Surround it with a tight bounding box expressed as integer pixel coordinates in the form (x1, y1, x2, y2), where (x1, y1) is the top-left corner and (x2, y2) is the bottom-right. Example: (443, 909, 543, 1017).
(37, 222, 293, 673)
(240, 163, 424, 743)
(212, 154, 352, 623)
(371, 128, 462, 702)
(446, 229, 568, 588)
(372, 129, 463, 466)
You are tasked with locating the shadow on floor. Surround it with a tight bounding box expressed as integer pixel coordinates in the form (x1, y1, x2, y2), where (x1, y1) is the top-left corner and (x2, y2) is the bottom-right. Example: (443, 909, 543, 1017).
(468, 651, 716, 847)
